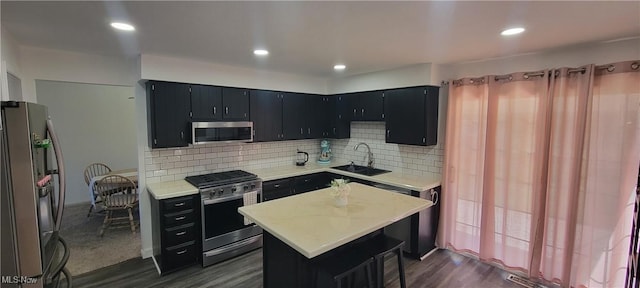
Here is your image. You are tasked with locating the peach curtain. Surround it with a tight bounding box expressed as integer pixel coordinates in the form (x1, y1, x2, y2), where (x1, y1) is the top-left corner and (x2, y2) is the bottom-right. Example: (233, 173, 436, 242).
(440, 60, 640, 287)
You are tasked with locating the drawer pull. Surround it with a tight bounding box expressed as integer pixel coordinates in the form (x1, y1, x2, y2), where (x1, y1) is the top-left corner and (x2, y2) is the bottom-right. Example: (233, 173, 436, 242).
(176, 231, 186, 236)
(176, 249, 187, 255)
(274, 184, 280, 188)
(175, 216, 186, 221)
(174, 202, 185, 207)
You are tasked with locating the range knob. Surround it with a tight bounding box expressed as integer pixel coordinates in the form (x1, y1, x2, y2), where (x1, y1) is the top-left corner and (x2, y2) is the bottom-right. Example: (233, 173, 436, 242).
(209, 192, 215, 198)
(231, 187, 237, 193)
(250, 184, 256, 189)
(217, 189, 224, 196)
(243, 185, 249, 191)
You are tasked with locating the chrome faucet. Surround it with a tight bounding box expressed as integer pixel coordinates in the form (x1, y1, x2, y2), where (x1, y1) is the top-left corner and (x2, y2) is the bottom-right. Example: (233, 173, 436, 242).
(354, 142, 374, 168)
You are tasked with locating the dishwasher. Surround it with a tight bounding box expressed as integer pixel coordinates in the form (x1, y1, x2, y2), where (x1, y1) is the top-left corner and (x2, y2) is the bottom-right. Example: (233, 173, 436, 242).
(373, 183, 440, 260)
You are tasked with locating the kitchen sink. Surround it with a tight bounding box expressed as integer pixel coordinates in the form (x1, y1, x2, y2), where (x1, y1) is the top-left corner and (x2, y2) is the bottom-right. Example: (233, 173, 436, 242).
(331, 164, 391, 176)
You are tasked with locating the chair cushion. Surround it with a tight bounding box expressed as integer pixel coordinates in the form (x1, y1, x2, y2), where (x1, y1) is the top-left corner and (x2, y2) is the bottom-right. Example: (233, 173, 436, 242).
(105, 194, 138, 208)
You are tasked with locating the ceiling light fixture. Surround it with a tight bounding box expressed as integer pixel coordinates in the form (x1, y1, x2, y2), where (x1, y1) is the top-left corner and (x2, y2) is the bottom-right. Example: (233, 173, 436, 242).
(254, 49, 269, 56)
(334, 64, 346, 70)
(501, 27, 525, 36)
(110, 22, 135, 31)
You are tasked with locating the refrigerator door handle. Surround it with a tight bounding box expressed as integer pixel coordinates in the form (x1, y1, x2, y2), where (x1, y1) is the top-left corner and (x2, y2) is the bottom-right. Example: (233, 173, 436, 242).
(47, 119, 65, 231)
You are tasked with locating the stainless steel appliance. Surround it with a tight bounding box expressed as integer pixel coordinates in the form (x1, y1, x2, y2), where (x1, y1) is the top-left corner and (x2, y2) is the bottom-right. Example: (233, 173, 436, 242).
(1, 101, 71, 287)
(373, 183, 440, 259)
(191, 121, 253, 144)
(185, 170, 263, 267)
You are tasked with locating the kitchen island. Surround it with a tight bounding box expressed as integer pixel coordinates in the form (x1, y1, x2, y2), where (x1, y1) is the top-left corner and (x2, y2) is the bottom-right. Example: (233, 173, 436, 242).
(238, 182, 432, 287)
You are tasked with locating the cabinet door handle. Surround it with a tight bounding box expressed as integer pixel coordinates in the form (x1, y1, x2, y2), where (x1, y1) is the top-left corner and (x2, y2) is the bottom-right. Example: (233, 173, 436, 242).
(423, 137, 426, 143)
(300, 128, 303, 134)
(361, 108, 365, 116)
(308, 128, 311, 135)
(176, 231, 186, 236)
(333, 127, 336, 134)
(174, 202, 185, 207)
(213, 106, 216, 115)
(175, 216, 186, 221)
(176, 249, 187, 255)
(225, 107, 229, 114)
(353, 108, 356, 116)
(274, 184, 281, 188)
(387, 130, 390, 137)
(180, 131, 184, 140)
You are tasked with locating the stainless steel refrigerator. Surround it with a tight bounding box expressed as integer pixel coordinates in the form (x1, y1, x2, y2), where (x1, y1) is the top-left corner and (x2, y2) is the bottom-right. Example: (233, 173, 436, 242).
(1, 101, 71, 287)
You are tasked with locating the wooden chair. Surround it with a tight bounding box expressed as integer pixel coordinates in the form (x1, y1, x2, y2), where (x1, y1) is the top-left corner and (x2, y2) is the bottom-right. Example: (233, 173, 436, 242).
(84, 163, 111, 217)
(95, 175, 138, 236)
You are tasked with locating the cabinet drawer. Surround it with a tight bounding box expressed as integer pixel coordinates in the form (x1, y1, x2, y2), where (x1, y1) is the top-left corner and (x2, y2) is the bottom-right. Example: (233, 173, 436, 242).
(164, 223, 196, 247)
(162, 196, 194, 213)
(164, 241, 197, 271)
(163, 209, 195, 227)
(263, 178, 291, 191)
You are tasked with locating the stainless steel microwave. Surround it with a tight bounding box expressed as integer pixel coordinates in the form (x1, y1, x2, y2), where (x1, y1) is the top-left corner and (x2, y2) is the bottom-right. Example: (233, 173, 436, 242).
(192, 122, 253, 144)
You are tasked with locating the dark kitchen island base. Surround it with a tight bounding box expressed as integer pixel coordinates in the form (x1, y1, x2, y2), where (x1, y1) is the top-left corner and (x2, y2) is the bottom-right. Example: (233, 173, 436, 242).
(262, 231, 380, 288)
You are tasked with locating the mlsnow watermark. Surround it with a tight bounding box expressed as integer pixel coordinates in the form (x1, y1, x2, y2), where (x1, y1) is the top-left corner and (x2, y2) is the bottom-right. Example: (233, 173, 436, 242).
(1, 276, 38, 284)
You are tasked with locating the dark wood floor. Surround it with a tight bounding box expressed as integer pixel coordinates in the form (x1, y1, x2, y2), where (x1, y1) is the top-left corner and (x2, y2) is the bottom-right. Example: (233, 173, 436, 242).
(72, 249, 520, 288)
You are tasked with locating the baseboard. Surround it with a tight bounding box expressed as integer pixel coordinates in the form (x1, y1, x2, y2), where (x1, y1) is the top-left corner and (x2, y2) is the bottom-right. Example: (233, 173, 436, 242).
(420, 248, 439, 261)
(141, 247, 153, 259)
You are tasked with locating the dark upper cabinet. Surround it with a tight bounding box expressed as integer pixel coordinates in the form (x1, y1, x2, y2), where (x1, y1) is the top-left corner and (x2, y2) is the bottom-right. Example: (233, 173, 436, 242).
(305, 94, 325, 139)
(329, 95, 351, 139)
(349, 91, 385, 121)
(222, 87, 250, 121)
(384, 86, 439, 146)
(191, 85, 222, 121)
(282, 92, 307, 140)
(250, 90, 283, 142)
(147, 81, 191, 148)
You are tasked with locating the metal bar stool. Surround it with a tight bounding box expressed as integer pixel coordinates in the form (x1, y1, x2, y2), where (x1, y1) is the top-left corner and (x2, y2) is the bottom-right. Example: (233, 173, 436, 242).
(368, 235, 406, 288)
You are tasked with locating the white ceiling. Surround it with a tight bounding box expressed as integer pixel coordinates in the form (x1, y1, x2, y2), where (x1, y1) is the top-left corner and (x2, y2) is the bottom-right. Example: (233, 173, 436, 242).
(2, 1, 639, 77)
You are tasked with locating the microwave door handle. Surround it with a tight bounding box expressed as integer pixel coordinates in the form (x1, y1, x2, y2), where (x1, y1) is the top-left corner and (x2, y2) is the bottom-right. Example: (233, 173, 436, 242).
(47, 119, 65, 231)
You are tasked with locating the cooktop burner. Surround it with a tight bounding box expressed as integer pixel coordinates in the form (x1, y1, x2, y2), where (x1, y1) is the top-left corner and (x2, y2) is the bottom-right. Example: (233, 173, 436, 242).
(185, 170, 258, 188)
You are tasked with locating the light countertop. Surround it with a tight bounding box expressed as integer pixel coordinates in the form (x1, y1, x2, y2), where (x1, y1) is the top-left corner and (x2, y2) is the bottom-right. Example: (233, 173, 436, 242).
(248, 163, 441, 192)
(147, 179, 198, 200)
(146, 163, 441, 200)
(238, 182, 433, 258)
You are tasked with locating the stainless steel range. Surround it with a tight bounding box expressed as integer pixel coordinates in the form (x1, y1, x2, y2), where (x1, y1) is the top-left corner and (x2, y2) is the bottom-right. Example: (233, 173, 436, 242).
(185, 170, 263, 267)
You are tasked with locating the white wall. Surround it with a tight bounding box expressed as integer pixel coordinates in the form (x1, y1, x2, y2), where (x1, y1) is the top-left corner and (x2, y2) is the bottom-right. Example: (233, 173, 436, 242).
(36, 80, 137, 205)
(437, 38, 640, 81)
(1, 27, 23, 101)
(19, 46, 137, 102)
(141, 54, 328, 94)
(328, 63, 435, 94)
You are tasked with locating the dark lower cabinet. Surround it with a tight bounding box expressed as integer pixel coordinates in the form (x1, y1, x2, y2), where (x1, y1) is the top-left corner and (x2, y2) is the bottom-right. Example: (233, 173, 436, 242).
(263, 173, 332, 201)
(151, 194, 200, 275)
(262, 178, 293, 201)
(384, 86, 439, 146)
(293, 173, 331, 194)
(147, 81, 191, 148)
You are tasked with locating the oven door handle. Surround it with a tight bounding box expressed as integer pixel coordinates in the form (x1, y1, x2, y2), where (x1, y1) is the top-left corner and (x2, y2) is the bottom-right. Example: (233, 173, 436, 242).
(202, 193, 244, 205)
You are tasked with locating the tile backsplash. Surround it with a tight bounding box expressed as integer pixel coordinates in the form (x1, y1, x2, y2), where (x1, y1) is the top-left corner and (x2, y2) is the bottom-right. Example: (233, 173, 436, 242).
(144, 122, 444, 184)
(331, 122, 444, 177)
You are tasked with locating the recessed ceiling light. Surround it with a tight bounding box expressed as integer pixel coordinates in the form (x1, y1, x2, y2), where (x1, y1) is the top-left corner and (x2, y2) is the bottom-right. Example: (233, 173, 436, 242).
(254, 49, 269, 56)
(110, 22, 135, 31)
(501, 27, 525, 36)
(334, 64, 346, 70)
